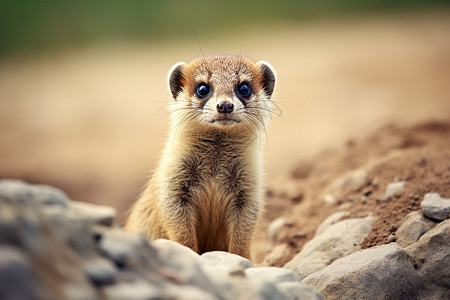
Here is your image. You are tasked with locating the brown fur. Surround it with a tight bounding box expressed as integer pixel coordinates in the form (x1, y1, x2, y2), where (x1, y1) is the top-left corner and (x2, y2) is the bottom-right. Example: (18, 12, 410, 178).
(125, 55, 276, 259)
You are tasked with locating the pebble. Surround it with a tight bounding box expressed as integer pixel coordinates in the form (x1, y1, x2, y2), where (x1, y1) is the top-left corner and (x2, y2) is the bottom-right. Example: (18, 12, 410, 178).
(268, 217, 288, 244)
(387, 234, 396, 243)
(421, 193, 450, 221)
(396, 211, 433, 247)
(323, 194, 336, 204)
(384, 181, 406, 200)
(329, 169, 368, 195)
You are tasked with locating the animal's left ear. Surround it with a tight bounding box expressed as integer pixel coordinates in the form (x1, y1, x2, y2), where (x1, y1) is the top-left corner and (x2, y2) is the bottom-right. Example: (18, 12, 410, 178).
(256, 61, 276, 97)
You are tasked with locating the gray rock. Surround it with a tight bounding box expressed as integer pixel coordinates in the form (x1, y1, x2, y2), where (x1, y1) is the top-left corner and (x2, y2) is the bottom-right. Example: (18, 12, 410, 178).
(285, 216, 373, 279)
(384, 181, 406, 200)
(103, 281, 161, 300)
(303, 243, 420, 300)
(421, 193, 450, 221)
(83, 257, 117, 286)
(70, 201, 117, 226)
(151, 238, 199, 260)
(0, 246, 34, 300)
(276, 281, 323, 300)
(98, 228, 156, 269)
(44, 206, 96, 256)
(406, 219, 450, 298)
(245, 267, 299, 283)
(315, 211, 347, 236)
(0, 179, 69, 207)
(199, 266, 244, 300)
(198, 251, 253, 270)
(396, 211, 434, 247)
(156, 241, 218, 295)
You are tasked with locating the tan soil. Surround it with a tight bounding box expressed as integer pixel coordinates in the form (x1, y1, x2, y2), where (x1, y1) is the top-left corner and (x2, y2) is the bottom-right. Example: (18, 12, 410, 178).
(252, 121, 450, 265)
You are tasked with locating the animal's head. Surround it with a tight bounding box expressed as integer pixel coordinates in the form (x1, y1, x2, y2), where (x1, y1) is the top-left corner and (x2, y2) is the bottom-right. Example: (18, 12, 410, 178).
(168, 55, 276, 133)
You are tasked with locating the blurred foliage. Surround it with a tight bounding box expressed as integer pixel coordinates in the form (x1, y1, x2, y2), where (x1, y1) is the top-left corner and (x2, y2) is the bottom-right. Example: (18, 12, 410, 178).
(0, 0, 449, 57)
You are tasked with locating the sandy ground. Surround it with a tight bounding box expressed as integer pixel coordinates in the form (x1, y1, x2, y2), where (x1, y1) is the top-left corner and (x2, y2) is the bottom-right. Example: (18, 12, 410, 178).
(0, 11, 449, 226)
(252, 121, 450, 265)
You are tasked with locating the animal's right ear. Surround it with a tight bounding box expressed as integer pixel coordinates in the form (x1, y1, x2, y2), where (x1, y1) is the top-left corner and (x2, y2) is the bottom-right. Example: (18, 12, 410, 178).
(168, 62, 187, 99)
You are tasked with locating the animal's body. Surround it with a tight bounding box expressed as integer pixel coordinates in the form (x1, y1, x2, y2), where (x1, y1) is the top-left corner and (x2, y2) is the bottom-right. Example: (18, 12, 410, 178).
(125, 55, 276, 259)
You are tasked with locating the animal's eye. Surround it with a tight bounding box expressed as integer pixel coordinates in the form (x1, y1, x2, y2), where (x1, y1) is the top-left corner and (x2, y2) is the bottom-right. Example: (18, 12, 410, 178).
(237, 82, 251, 98)
(196, 83, 210, 98)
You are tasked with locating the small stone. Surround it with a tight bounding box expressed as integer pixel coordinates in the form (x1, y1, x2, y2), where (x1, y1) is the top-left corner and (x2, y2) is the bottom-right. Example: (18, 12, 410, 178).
(281, 181, 304, 202)
(396, 211, 434, 247)
(0, 180, 69, 208)
(328, 169, 368, 195)
(347, 196, 354, 202)
(277, 281, 323, 300)
(421, 193, 450, 221)
(339, 203, 351, 211)
(387, 234, 396, 243)
(198, 251, 253, 270)
(268, 217, 288, 245)
(323, 194, 335, 204)
(245, 267, 299, 283)
(384, 181, 406, 200)
(70, 201, 117, 226)
(360, 196, 367, 204)
(371, 179, 379, 187)
(83, 257, 117, 286)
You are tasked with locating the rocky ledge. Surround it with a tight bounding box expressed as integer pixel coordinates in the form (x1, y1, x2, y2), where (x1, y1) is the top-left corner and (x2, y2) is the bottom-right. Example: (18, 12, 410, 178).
(1, 178, 449, 299)
(0, 180, 321, 300)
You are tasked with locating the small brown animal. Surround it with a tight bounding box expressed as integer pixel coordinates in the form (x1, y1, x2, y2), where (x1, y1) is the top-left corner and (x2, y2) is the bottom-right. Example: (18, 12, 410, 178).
(125, 55, 276, 259)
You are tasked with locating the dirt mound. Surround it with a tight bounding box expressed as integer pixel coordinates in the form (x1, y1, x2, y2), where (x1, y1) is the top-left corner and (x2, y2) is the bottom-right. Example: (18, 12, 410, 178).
(253, 121, 450, 265)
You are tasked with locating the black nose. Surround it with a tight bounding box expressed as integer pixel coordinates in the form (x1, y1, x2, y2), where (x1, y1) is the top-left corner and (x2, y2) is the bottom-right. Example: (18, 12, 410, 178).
(216, 102, 234, 114)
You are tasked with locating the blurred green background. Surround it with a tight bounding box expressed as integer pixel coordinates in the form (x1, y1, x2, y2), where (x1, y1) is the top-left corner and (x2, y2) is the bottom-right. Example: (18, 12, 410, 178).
(1, 0, 449, 57)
